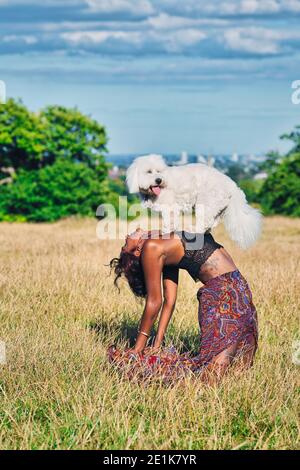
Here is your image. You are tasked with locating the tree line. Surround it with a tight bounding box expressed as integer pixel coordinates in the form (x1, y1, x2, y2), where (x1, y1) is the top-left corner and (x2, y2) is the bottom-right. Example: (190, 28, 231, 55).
(0, 98, 133, 221)
(238, 131, 300, 217)
(0, 98, 299, 221)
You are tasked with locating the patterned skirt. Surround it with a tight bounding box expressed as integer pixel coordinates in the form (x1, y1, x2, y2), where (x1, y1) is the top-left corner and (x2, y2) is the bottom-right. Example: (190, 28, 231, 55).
(107, 270, 258, 383)
(197, 270, 258, 366)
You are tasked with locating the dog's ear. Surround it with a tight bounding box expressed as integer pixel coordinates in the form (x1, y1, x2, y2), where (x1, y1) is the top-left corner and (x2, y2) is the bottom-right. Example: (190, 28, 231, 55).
(150, 154, 167, 169)
(126, 161, 139, 193)
(155, 154, 167, 167)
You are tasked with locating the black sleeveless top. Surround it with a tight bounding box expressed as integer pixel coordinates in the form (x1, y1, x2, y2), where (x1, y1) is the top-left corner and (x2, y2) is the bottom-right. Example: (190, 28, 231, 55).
(176, 231, 223, 282)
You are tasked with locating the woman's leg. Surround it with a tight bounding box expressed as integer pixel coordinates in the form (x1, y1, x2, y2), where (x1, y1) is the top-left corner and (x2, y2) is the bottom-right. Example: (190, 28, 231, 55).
(200, 334, 257, 384)
(200, 341, 238, 384)
(235, 333, 257, 369)
(197, 272, 258, 384)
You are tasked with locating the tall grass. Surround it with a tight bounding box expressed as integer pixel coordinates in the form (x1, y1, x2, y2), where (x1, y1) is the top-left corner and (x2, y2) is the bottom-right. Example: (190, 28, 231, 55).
(0, 216, 299, 449)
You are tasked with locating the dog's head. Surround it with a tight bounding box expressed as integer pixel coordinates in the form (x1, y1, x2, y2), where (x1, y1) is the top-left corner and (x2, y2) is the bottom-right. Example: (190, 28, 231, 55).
(126, 154, 167, 199)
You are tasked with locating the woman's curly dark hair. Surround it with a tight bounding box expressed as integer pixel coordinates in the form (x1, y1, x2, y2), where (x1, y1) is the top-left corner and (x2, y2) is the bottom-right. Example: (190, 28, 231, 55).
(110, 250, 147, 298)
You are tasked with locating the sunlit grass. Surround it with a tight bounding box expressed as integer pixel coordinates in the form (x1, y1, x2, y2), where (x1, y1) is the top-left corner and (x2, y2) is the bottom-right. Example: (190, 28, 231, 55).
(0, 216, 299, 449)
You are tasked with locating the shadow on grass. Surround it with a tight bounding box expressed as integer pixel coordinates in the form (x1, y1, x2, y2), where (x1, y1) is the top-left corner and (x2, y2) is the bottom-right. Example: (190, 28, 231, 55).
(89, 316, 200, 355)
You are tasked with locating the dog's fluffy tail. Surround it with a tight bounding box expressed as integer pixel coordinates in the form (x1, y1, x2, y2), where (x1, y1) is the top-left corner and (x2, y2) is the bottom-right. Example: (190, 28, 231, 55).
(223, 187, 262, 249)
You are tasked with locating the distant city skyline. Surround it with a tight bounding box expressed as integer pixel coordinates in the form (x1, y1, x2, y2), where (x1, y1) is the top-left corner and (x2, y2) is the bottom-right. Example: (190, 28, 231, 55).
(1, 1, 300, 155)
(106, 150, 266, 170)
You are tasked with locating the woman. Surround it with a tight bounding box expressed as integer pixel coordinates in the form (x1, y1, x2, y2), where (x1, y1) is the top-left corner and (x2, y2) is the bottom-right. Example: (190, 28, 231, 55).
(109, 228, 258, 383)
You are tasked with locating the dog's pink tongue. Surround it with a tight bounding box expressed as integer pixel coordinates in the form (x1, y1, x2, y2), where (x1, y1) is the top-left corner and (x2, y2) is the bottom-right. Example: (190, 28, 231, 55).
(152, 186, 161, 196)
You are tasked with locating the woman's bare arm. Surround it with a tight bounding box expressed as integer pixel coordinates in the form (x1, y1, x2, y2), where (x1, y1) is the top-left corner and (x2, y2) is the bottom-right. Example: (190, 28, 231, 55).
(132, 240, 164, 354)
(153, 266, 179, 349)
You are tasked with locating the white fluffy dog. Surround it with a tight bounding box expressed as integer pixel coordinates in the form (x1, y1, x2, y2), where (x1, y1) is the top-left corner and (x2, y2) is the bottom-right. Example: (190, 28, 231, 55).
(126, 154, 262, 249)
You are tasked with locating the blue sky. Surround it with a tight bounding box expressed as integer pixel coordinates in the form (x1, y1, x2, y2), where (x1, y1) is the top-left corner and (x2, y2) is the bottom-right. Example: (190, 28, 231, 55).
(1, 0, 300, 155)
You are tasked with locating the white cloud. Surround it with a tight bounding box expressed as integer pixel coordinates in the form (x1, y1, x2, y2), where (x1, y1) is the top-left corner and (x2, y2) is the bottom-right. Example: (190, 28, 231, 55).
(147, 13, 228, 30)
(0, 0, 80, 4)
(62, 30, 141, 45)
(218, 0, 300, 15)
(1, 0, 300, 63)
(236, 0, 280, 14)
(150, 29, 206, 52)
(2, 34, 38, 45)
(85, 0, 154, 15)
(224, 28, 279, 54)
(61, 27, 206, 53)
(284, 0, 300, 12)
(1, 0, 300, 16)
(223, 27, 300, 55)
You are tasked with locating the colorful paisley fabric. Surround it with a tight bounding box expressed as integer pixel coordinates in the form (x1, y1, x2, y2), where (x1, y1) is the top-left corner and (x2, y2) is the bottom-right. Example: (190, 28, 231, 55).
(107, 270, 258, 383)
(197, 270, 258, 366)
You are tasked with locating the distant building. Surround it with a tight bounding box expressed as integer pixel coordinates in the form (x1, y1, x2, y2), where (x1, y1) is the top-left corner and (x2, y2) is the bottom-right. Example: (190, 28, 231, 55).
(253, 172, 268, 180)
(207, 155, 215, 167)
(197, 154, 207, 164)
(232, 152, 239, 162)
(176, 151, 188, 165)
(108, 165, 120, 179)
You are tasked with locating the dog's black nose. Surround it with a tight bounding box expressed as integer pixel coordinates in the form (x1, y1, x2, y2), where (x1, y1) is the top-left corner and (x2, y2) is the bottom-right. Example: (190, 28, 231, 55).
(155, 178, 162, 185)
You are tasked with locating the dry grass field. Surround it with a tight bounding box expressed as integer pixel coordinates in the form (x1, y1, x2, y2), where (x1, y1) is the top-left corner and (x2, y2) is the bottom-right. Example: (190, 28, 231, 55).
(0, 216, 299, 449)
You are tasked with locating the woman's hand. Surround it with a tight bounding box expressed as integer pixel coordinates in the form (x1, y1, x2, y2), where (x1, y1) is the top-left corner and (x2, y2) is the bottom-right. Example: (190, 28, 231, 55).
(127, 345, 161, 357)
(143, 345, 161, 355)
(126, 347, 143, 357)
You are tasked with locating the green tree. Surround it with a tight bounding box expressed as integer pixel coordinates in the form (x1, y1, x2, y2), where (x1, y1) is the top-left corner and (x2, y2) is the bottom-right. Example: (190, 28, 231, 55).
(259, 153, 300, 217)
(0, 99, 110, 222)
(226, 162, 257, 184)
(107, 175, 139, 218)
(41, 105, 108, 169)
(259, 150, 282, 173)
(0, 98, 46, 171)
(0, 99, 108, 172)
(0, 159, 109, 222)
(281, 125, 300, 154)
(239, 179, 263, 204)
(226, 163, 247, 183)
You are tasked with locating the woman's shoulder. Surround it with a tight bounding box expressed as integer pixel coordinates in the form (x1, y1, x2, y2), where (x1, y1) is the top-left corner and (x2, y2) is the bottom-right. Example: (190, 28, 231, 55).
(142, 238, 163, 253)
(141, 238, 165, 270)
(142, 234, 178, 258)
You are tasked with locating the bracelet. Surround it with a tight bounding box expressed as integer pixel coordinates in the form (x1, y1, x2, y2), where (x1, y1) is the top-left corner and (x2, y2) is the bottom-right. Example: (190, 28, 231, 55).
(139, 330, 150, 338)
